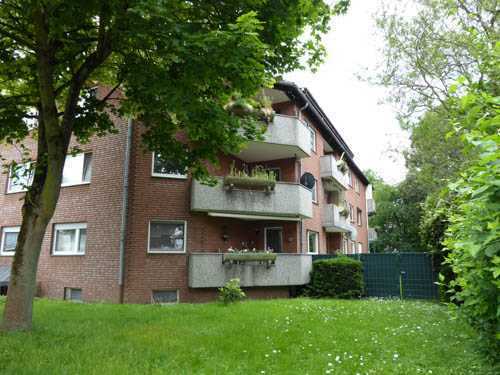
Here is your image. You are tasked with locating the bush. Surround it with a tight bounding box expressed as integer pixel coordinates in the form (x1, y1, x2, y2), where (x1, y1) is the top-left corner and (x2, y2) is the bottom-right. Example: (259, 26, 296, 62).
(218, 278, 246, 304)
(306, 257, 364, 298)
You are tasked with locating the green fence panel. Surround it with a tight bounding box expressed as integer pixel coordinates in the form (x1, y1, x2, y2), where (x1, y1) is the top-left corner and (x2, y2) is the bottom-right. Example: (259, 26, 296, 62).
(312, 252, 438, 300)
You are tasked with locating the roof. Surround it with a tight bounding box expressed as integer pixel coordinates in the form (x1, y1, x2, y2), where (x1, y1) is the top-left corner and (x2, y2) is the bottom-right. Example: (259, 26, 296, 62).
(274, 80, 370, 185)
(0, 265, 10, 287)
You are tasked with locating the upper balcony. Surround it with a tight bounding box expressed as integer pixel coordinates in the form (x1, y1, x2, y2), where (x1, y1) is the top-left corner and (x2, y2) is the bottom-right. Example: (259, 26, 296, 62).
(322, 203, 357, 240)
(320, 155, 349, 191)
(191, 177, 313, 220)
(237, 115, 311, 162)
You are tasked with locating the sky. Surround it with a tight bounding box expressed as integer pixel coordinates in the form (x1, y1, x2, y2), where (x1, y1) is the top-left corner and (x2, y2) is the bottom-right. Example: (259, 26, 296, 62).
(286, 0, 410, 184)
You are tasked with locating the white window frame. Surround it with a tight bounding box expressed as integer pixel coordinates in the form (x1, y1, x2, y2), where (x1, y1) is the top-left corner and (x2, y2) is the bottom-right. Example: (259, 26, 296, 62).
(307, 230, 319, 254)
(306, 123, 316, 152)
(354, 178, 360, 193)
(349, 204, 354, 223)
(0, 226, 20, 256)
(357, 208, 363, 226)
(357, 242, 363, 254)
(61, 152, 92, 187)
(311, 178, 318, 203)
(264, 226, 283, 252)
(347, 169, 353, 187)
(6, 162, 33, 194)
(351, 241, 356, 254)
(151, 152, 187, 179)
(147, 220, 187, 254)
(52, 223, 87, 256)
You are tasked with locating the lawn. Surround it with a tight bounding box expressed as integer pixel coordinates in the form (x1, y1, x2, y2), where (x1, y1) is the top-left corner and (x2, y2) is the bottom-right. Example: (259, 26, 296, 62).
(0, 297, 496, 374)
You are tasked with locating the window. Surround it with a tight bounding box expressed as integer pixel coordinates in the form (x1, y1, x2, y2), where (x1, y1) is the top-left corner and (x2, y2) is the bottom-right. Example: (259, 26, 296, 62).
(351, 241, 356, 254)
(1, 226, 20, 256)
(357, 242, 363, 254)
(347, 169, 353, 187)
(307, 230, 319, 254)
(62, 153, 92, 186)
(152, 153, 187, 179)
(64, 287, 82, 302)
(357, 208, 363, 226)
(266, 168, 281, 181)
(265, 227, 283, 252)
(349, 204, 354, 223)
(152, 290, 179, 304)
(311, 178, 318, 203)
(7, 163, 33, 193)
(53, 223, 87, 255)
(342, 235, 348, 255)
(306, 123, 316, 152)
(354, 178, 360, 193)
(148, 221, 186, 253)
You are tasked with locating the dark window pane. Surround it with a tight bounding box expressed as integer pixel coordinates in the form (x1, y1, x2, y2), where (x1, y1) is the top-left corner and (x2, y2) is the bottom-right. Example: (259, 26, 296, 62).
(153, 154, 185, 176)
(150, 222, 185, 252)
(152, 290, 178, 304)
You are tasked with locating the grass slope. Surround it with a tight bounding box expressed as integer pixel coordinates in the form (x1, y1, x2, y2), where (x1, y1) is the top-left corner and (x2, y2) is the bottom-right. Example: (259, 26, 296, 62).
(0, 297, 496, 374)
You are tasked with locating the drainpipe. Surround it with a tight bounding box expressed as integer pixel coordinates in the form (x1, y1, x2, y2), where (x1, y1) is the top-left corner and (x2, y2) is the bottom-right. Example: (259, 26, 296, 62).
(297, 157, 303, 253)
(119, 118, 133, 303)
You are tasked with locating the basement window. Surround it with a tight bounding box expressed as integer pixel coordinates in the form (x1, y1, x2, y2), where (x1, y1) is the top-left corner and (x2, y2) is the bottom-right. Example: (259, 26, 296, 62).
(152, 290, 179, 304)
(0, 226, 20, 256)
(64, 287, 82, 302)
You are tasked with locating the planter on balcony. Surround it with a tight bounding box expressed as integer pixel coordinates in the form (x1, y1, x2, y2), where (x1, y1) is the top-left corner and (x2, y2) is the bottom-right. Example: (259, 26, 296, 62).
(223, 175, 276, 192)
(222, 252, 277, 268)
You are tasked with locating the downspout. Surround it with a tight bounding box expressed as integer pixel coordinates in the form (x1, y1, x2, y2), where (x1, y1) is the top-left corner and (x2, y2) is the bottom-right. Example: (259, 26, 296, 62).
(298, 102, 308, 253)
(119, 118, 133, 303)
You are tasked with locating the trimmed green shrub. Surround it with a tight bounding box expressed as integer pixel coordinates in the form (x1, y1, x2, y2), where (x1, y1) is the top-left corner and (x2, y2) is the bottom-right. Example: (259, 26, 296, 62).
(218, 278, 246, 304)
(307, 257, 364, 298)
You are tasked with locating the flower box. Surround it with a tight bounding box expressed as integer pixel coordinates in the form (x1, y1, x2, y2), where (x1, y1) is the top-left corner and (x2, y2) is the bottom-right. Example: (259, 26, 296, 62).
(223, 175, 276, 192)
(222, 252, 277, 266)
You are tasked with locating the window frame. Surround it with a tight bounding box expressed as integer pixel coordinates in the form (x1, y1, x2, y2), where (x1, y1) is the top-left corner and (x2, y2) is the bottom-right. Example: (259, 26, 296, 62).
(265, 167, 281, 181)
(354, 177, 360, 194)
(52, 223, 87, 256)
(307, 230, 319, 254)
(64, 287, 83, 302)
(6, 162, 33, 194)
(306, 123, 316, 152)
(351, 241, 356, 254)
(347, 169, 353, 187)
(151, 152, 187, 179)
(152, 289, 179, 304)
(357, 208, 363, 226)
(264, 226, 283, 253)
(311, 178, 318, 204)
(0, 226, 20, 256)
(357, 242, 363, 254)
(349, 204, 354, 223)
(147, 220, 187, 254)
(61, 152, 92, 187)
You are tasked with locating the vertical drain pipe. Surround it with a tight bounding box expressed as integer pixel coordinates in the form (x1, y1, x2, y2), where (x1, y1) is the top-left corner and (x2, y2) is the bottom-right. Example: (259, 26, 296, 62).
(119, 118, 133, 303)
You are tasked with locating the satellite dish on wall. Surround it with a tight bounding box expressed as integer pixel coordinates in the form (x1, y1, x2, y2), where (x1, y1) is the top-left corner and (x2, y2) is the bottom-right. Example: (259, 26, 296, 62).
(300, 172, 315, 189)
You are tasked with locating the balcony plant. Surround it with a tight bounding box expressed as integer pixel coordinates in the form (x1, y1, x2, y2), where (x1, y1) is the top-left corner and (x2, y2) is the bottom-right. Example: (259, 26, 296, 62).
(222, 247, 277, 266)
(339, 201, 350, 218)
(224, 164, 276, 192)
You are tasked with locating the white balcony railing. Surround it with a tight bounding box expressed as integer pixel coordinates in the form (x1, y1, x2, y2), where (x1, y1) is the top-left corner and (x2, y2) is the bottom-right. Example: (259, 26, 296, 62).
(191, 177, 313, 220)
(237, 115, 311, 162)
(322, 203, 357, 239)
(188, 253, 312, 288)
(320, 155, 349, 191)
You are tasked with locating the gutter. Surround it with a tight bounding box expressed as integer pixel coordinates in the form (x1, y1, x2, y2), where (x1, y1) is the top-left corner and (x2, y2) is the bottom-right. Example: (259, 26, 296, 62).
(119, 118, 133, 303)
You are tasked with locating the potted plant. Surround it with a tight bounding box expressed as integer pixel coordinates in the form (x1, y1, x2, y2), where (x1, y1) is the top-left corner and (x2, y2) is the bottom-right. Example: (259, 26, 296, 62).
(223, 164, 276, 192)
(223, 247, 277, 266)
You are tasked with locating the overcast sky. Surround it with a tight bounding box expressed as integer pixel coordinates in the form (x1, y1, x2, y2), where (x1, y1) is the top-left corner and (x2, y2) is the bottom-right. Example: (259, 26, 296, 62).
(286, 0, 409, 184)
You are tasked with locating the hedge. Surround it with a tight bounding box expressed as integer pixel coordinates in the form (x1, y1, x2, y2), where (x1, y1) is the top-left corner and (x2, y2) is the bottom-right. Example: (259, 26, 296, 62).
(306, 257, 364, 298)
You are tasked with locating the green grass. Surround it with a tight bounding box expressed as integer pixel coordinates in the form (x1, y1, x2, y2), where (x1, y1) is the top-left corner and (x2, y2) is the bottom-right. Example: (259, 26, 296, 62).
(0, 297, 496, 374)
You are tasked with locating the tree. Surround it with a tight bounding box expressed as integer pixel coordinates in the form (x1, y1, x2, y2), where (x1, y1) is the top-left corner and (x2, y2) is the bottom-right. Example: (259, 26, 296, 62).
(373, 0, 498, 121)
(0, 0, 350, 331)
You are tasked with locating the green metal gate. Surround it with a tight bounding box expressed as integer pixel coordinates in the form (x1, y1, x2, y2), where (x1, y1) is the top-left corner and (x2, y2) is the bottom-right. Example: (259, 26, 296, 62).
(313, 253, 439, 300)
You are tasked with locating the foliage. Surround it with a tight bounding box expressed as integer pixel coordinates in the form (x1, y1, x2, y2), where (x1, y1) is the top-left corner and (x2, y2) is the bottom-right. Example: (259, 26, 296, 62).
(223, 252, 276, 264)
(218, 278, 246, 305)
(306, 257, 364, 298)
(0, 298, 497, 374)
(224, 164, 277, 190)
(373, 0, 499, 121)
(367, 174, 423, 253)
(443, 88, 500, 362)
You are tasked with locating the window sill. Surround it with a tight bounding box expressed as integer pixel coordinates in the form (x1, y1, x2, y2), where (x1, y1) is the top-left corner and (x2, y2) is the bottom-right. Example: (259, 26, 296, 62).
(51, 253, 86, 257)
(61, 182, 91, 188)
(147, 250, 187, 254)
(0, 253, 14, 257)
(151, 174, 188, 180)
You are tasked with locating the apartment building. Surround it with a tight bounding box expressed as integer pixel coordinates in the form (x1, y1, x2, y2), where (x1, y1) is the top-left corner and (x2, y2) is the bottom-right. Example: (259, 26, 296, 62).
(0, 81, 374, 303)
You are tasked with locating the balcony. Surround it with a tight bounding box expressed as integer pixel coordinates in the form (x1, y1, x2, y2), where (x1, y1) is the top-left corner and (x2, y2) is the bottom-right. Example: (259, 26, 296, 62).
(320, 155, 349, 191)
(191, 177, 313, 220)
(188, 253, 312, 288)
(368, 228, 378, 242)
(237, 115, 311, 162)
(322, 203, 357, 239)
(367, 198, 376, 215)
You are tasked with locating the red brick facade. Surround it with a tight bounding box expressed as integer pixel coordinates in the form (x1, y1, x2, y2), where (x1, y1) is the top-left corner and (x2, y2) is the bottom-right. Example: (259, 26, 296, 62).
(0, 85, 371, 303)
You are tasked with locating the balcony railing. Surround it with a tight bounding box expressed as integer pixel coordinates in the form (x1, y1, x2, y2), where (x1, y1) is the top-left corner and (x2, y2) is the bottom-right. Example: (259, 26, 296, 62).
(320, 155, 349, 191)
(322, 203, 357, 239)
(191, 177, 313, 220)
(237, 114, 311, 162)
(188, 253, 312, 288)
